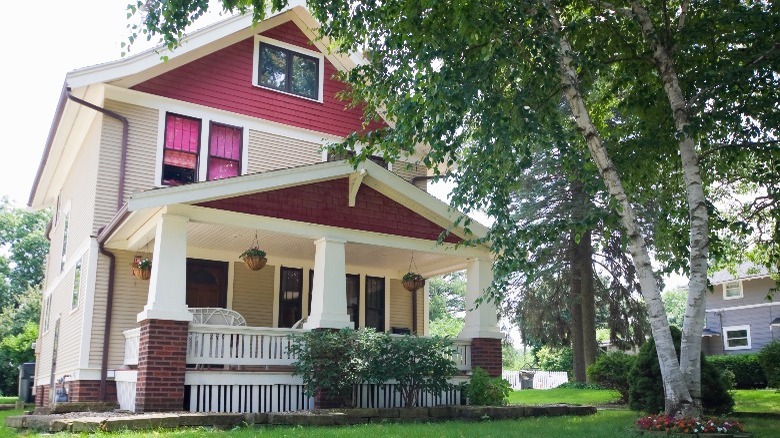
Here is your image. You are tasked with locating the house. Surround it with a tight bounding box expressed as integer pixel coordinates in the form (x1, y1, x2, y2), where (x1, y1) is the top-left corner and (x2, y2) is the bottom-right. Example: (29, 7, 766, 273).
(28, 3, 502, 413)
(702, 263, 779, 355)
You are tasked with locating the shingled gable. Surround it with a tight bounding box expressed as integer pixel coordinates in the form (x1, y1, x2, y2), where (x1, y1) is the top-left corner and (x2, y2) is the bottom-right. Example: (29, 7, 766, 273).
(196, 178, 462, 243)
(125, 160, 478, 244)
(131, 19, 385, 137)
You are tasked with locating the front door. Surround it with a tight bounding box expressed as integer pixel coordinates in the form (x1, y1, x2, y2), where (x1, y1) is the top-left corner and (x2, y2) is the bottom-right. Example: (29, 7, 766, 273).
(186, 259, 228, 308)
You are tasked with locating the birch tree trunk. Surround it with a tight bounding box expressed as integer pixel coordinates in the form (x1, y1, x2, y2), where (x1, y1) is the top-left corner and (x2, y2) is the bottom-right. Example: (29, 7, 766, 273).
(543, 0, 695, 416)
(628, 2, 709, 410)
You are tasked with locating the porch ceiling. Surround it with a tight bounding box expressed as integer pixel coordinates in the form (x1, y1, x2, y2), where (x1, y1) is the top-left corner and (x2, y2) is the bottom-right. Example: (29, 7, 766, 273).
(185, 222, 467, 277)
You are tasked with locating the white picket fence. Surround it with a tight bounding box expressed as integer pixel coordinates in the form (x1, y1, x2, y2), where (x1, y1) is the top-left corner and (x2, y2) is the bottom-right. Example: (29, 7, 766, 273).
(501, 370, 568, 390)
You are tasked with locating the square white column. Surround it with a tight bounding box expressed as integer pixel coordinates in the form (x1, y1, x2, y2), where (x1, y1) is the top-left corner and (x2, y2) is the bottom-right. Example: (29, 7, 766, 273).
(303, 237, 353, 329)
(137, 214, 193, 323)
(458, 258, 502, 339)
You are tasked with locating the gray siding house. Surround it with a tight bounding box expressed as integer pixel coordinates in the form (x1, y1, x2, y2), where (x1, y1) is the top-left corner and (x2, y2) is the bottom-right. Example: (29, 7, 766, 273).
(702, 263, 780, 355)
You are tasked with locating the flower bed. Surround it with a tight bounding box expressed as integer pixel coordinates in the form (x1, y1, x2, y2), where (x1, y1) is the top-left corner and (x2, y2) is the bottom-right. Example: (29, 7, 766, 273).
(636, 414, 750, 436)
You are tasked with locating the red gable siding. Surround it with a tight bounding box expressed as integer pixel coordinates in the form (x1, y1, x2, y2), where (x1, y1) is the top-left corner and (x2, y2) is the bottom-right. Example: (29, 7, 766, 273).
(132, 20, 384, 137)
(196, 178, 461, 243)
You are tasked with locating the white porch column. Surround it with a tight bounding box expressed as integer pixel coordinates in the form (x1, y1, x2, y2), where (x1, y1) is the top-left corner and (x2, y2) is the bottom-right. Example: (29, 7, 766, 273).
(458, 257, 502, 339)
(303, 237, 352, 329)
(137, 214, 193, 323)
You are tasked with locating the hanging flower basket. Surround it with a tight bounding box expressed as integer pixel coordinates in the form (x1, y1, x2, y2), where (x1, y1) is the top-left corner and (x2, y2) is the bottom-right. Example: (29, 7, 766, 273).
(240, 247, 267, 271)
(131, 257, 152, 280)
(402, 272, 425, 292)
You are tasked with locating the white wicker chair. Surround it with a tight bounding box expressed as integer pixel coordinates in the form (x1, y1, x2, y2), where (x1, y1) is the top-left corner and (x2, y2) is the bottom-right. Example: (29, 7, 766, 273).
(188, 307, 247, 326)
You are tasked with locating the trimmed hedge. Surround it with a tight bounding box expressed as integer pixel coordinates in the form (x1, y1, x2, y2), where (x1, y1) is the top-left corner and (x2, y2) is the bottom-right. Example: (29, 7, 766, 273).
(707, 354, 768, 389)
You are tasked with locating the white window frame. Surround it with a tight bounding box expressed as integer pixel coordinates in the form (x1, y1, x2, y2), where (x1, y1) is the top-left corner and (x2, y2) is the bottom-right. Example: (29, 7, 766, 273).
(723, 325, 751, 351)
(723, 280, 743, 300)
(156, 111, 248, 187)
(252, 35, 325, 103)
(71, 260, 82, 310)
(60, 208, 70, 273)
(43, 294, 52, 333)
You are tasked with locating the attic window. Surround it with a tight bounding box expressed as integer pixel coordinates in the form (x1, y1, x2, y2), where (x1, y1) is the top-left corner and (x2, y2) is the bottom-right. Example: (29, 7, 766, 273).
(254, 36, 323, 101)
(724, 281, 742, 300)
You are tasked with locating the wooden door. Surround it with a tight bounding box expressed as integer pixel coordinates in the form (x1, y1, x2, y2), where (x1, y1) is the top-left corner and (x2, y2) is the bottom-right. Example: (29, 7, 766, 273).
(186, 259, 228, 308)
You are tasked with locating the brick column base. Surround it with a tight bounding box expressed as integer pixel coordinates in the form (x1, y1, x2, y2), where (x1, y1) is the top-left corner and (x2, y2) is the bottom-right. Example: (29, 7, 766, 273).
(67, 380, 117, 403)
(470, 338, 502, 377)
(35, 385, 48, 407)
(135, 319, 189, 412)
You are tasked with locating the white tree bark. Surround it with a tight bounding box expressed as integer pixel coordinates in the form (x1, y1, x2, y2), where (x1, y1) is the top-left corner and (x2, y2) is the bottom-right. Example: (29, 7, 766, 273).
(629, 1, 709, 411)
(543, 0, 695, 416)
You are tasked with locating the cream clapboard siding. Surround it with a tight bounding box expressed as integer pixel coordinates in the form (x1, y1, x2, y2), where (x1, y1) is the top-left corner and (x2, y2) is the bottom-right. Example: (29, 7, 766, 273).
(36, 251, 88, 379)
(93, 250, 150, 369)
(388, 279, 424, 333)
(45, 121, 101, 287)
(94, 100, 159, 234)
(247, 129, 322, 174)
(231, 262, 275, 327)
(393, 161, 428, 191)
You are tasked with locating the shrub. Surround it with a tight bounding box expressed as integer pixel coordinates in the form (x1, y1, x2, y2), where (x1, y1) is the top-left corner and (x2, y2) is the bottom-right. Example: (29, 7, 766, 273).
(379, 335, 458, 407)
(464, 367, 511, 406)
(628, 326, 734, 414)
(707, 354, 767, 389)
(757, 340, 780, 389)
(557, 381, 605, 390)
(586, 351, 635, 402)
(289, 328, 386, 406)
(534, 346, 573, 374)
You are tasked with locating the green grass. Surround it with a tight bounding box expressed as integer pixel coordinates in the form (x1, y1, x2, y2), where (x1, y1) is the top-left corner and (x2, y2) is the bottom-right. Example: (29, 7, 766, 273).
(1, 408, 24, 436)
(0, 397, 17, 405)
(508, 388, 621, 406)
(732, 389, 780, 414)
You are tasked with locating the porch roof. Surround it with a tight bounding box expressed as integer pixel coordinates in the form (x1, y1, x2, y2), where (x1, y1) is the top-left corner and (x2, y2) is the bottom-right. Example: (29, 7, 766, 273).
(100, 160, 491, 277)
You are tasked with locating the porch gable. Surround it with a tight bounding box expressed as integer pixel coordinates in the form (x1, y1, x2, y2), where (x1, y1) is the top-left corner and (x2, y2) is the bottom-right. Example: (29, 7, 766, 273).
(196, 178, 462, 243)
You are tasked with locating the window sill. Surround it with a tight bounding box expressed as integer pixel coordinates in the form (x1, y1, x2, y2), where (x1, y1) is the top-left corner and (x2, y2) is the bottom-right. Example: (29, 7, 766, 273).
(253, 84, 323, 104)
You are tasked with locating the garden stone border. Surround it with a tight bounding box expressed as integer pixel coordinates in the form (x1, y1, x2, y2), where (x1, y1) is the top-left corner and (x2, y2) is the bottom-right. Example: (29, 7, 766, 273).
(5, 404, 597, 433)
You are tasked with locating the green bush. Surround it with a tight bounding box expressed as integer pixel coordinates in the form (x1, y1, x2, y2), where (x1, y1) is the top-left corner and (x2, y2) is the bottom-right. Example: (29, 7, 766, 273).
(289, 328, 386, 406)
(534, 346, 573, 374)
(556, 381, 605, 390)
(757, 340, 780, 389)
(707, 354, 767, 389)
(464, 367, 511, 406)
(290, 328, 458, 408)
(380, 335, 458, 407)
(586, 351, 636, 402)
(628, 326, 734, 415)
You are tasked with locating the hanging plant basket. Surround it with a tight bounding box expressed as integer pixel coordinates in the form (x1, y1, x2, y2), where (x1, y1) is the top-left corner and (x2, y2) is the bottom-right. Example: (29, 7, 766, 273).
(131, 257, 152, 280)
(240, 247, 267, 271)
(402, 272, 425, 292)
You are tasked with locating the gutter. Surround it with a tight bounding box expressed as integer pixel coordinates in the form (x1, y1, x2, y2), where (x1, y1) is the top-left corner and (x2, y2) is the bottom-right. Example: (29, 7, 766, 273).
(64, 90, 130, 401)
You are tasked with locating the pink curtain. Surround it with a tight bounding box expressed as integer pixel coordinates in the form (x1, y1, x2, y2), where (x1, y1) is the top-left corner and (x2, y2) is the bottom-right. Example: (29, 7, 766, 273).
(208, 123, 241, 180)
(165, 114, 200, 153)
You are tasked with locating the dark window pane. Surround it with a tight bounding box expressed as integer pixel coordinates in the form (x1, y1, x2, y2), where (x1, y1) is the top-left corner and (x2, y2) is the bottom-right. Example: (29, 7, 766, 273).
(279, 267, 303, 328)
(259, 45, 288, 90)
(291, 54, 318, 99)
(346, 274, 360, 324)
(365, 276, 385, 331)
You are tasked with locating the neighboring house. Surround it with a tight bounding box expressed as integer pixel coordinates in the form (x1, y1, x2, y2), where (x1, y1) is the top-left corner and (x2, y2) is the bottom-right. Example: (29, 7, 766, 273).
(702, 263, 779, 356)
(28, 3, 502, 413)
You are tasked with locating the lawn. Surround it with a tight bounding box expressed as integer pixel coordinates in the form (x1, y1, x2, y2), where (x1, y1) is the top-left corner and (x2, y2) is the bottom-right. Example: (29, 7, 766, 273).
(0, 397, 17, 404)
(508, 388, 621, 405)
(732, 389, 780, 414)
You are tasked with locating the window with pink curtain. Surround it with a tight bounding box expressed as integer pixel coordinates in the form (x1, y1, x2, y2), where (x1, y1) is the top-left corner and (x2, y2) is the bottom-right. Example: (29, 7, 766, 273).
(162, 113, 201, 185)
(208, 122, 242, 181)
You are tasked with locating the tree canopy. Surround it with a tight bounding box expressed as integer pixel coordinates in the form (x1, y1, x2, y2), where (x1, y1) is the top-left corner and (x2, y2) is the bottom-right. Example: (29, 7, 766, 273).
(129, 0, 779, 415)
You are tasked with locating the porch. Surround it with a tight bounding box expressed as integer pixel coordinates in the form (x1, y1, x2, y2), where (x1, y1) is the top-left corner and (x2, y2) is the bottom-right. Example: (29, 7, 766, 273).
(101, 161, 502, 413)
(118, 321, 472, 413)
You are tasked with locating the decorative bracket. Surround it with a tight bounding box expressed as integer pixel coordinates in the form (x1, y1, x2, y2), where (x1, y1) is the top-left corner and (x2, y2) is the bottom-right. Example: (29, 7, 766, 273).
(348, 169, 367, 207)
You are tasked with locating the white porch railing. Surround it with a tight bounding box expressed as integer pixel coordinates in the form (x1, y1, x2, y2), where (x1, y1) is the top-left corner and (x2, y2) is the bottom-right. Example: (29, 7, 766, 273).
(123, 328, 141, 366)
(186, 325, 303, 367)
(451, 340, 472, 371)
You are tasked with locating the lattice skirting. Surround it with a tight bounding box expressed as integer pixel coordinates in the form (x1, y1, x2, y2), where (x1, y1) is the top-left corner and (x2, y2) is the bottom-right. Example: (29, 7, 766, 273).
(186, 384, 314, 413)
(353, 383, 464, 408)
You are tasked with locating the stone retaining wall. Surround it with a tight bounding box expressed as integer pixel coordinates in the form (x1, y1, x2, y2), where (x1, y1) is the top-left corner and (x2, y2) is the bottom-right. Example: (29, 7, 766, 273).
(6, 404, 597, 433)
